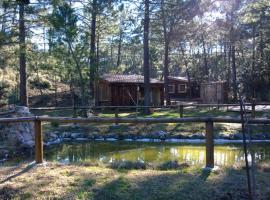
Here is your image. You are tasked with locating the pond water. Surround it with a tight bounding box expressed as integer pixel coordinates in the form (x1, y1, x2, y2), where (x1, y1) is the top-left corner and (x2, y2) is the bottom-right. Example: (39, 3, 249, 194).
(45, 141, 270, 166)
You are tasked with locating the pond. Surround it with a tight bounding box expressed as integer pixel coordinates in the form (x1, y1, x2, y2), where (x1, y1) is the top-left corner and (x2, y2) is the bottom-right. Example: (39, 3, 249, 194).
(44, 141, 270, 166)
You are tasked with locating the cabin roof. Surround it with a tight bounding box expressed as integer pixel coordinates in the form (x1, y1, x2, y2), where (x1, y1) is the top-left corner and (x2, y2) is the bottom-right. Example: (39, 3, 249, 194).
(168, 76, 189, 82)
(100, 74, 163, 84)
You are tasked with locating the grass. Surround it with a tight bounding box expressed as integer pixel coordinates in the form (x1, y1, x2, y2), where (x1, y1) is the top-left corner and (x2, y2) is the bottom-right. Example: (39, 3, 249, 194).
(0, 162, 270, 200)
(32, 107, 270, 140)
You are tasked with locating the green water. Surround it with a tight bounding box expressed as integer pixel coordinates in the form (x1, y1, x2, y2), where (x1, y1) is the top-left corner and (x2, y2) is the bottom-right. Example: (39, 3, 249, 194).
(45, 141, 270, 166)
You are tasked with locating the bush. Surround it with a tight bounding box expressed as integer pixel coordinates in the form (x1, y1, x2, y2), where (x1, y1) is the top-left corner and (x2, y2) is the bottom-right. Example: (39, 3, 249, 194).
(51, 121, 59, 128)
(109, 160, 147, 170)
(29, 77, 52, 90)
(158, 160, 189, 170)
(0, 81, 11, 106)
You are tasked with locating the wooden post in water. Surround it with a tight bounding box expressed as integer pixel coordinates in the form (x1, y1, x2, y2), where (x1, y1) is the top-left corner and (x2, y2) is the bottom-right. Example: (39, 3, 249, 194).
(34, 119, 43, 164)
(179, 105, 183, 118)
(205, 121, 214, 168)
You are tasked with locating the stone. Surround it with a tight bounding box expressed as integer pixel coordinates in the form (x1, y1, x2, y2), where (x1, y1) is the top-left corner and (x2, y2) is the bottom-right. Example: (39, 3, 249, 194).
(0, 106, 35, 148)
(152, 131, 168, 140)
(48, 132, 59, 141)
(75, 138, 89, 141)
(71, 133, 83, 139)
(45, 138, 62, 146)
(190, 133, 205, 139)
(62, 132, 72, 138)
(87, 135, 96, 140)
(0, 149, 9, 159)
(104, 133, 118, 139)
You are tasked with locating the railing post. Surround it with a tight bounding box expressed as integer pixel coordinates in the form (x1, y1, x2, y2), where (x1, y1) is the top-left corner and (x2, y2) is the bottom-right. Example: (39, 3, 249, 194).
(205, 121, 214, 168)
(115, 108, 119, 125)
(35, 119, 43, 164)
(179, 105, 183, 118)
(251, 101, 256, 118)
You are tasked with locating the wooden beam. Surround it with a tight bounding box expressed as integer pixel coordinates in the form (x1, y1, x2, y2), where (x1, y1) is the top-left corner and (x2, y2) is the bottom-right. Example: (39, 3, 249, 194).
(34, 119, 43, 164)
(206, 121, 214, 168)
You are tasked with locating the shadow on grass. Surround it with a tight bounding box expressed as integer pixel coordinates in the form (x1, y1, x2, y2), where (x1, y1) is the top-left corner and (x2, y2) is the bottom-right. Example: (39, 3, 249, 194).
(92, 166, 264, 200)
(2, 162, 270, 200)
(0, 162, 36, 184)
(92, 168, 245, 200)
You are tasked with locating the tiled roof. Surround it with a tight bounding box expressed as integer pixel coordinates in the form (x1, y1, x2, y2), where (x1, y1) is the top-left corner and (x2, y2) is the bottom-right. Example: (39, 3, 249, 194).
(100, 74, 163, 84)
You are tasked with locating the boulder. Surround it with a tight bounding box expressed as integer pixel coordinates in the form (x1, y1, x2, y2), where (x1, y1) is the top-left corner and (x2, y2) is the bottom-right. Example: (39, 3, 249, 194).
(153, 131, 168, 140)
(0, 149, 9, 159)
(190, 133, 205, 139)
(71, 133, 83, 139)
(62, 132, 72, 138)
(0, 106, 35, 148)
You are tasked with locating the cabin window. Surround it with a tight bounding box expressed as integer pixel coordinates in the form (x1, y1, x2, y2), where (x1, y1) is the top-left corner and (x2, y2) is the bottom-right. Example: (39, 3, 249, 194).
(168, 84, 175, 93)
(178, 84, 187, 93)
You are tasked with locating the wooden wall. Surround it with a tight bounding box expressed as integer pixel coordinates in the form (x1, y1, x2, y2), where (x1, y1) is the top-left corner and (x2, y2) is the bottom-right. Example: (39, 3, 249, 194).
(167, 79, 189, 99)
(200, 82, 228, 103)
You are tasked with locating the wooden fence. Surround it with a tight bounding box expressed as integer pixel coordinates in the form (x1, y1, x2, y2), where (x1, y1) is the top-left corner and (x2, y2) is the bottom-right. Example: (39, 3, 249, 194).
(1, 116, 270, 168)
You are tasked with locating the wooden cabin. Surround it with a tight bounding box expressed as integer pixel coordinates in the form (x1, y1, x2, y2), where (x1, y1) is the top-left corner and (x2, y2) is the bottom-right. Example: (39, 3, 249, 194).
(96, 74, 164, 106)
(167, 76, 199, 100)
(200, 81, 228, 103)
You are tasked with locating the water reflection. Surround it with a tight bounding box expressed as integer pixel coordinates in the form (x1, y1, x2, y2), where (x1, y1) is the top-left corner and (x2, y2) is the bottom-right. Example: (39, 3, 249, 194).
(45, 141, 270, 166)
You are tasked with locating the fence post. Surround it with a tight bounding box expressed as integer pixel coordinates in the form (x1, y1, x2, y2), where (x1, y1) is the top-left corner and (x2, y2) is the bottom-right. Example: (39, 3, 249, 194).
(205, 121, 214, 168)
(179, 105, 184, 118)
(115, 108, 119, 125)
(251, 101, 256, 118)
(35, 119, 43, 164)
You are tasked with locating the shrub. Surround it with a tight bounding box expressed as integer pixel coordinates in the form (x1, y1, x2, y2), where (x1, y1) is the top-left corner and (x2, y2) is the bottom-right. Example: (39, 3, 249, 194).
(51, 121, 59, 128)
(29, 77, 52, 90)
(109, 160, 147, 170)
(158, 160, 189, 170)
(0, 81, 11, 106)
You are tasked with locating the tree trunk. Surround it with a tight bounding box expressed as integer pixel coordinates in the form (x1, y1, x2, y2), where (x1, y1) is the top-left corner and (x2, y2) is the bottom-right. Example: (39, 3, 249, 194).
(67, 42, 86, 107)
(180, 45, 192, 98)
(116, 21, 123, 68)
(161, 0, 170, 105)
(19, 1, 28, 106)
(1, 6, 7, 32)
(252, 24, 256, 99)
(231, 42, 237, 101)
(202, 35, 209, 81)
(164, 40, 170, 105)
(89, 0, 97, 105)
(95, 27, 100, 106)
(143, 0, 151, 114)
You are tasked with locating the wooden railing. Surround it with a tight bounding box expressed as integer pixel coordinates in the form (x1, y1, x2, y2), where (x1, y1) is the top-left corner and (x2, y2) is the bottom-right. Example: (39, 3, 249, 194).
(1, 116, 270, 168)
